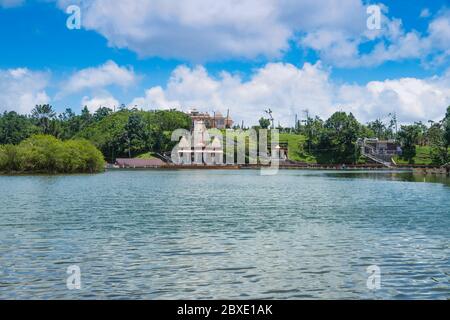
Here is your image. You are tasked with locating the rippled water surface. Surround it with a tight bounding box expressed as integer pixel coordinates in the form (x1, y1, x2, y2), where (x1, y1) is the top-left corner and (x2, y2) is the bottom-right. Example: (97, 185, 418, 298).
(0, 170, 449, 299)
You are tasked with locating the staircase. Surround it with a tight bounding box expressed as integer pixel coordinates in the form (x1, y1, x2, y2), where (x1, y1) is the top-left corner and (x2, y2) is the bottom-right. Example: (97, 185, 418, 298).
(155, 152, 173, 164)
(359, 140, 395, 168)
(363, 152, 393, 168)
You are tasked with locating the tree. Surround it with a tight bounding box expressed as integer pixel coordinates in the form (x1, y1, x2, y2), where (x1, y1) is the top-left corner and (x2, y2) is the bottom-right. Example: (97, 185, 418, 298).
(397, 125, 420, 164)
(388, 112, 398, 139)
(443, 106, 450, 150)
(60, 108, 76, 121)
(367, 119, 387, 139)
(427, 122, 448, 165)
(59, 108, 82, 140)
(413, 121, 428, 146)
(264, 108, 274, 129)
(80, 106, 92, 127)
(31, 104, 56, 134)
(259, 117, 271, 129)
(0, 111, 37, 144)
(302, 115, 324, 154)
(313, 112, 361, 164)
(93, 107, 113, 122)
(124, 112, 146, 158)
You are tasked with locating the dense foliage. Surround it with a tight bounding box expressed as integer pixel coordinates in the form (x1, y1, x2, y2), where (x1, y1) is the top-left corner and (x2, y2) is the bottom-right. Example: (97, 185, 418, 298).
(1, 103, 450, 166)
(0, 135, 105, 173)
(75, 108, 191, 162)
(292, 107, 450, 165)
(0, 106, 191, 163)
(314, 112, 362, 164)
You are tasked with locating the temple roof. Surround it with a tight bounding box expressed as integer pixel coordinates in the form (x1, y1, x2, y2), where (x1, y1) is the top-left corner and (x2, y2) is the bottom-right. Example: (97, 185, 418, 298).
(178, 136, 190, 148)
(211, 137, 222, 149)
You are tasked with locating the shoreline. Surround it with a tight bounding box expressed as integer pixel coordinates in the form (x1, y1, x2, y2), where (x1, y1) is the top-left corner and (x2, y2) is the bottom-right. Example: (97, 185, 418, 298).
(2, 165, 448, 176)
(107, 165, 419, 171)
(106, 163, 450, 175)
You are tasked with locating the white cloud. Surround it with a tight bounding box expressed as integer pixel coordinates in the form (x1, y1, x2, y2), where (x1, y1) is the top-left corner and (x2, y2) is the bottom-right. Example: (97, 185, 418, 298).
(130, 63, 450, 126)
(420, 8, 431, 18)
(300, 9, 450, 68)
(427, 11, 450, 51)
(0, 68, 50, 114)
(301, 13, 415, 67)
(0, 0, 24, 8)
(81, 93, 119, 112)
(337, 76, 450, 123)
(129, 87, 181, 110)
(2, 63, 448, 126)
(54, 1, 450, 67)
(55, 0, 366, 61)
(58, 60, 136, 97)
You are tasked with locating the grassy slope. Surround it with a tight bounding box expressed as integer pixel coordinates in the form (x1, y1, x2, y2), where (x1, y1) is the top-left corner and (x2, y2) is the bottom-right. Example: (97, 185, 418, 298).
(394, 146, 432, 165)
(279, 133, 317, 163)
(393, 146, 450, 165)
(280, 134, 448, 165)
(136, 152, 157, 159)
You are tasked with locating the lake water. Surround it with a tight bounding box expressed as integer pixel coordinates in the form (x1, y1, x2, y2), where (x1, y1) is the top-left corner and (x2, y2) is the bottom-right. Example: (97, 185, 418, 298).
(0, 170, 449, 299)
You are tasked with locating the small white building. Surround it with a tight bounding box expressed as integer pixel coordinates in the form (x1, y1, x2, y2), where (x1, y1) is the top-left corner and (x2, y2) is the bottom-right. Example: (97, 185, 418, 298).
(177, 121, 224, 165)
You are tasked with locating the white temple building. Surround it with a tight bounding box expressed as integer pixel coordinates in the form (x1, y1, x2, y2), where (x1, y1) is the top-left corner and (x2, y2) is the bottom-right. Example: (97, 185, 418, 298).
(177, 120, 224, 165)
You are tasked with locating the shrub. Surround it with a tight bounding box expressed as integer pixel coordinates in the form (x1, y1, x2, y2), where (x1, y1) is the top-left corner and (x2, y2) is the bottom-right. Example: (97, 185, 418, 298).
(63, 139, 105, 173)
(0, 134, 105, 174)
(0, 144, 22, 172)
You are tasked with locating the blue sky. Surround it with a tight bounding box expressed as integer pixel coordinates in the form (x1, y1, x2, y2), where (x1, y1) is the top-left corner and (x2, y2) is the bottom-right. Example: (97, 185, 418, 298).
(0, 0, 449, 125)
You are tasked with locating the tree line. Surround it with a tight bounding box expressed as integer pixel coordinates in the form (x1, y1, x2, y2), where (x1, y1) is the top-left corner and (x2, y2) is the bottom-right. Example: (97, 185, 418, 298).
(0, 105, 192, 164)
(1, 104, 450, 167)
(258, 107, 450, 165)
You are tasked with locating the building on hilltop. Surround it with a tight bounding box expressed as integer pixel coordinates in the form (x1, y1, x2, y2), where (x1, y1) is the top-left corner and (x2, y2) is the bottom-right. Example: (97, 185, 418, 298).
(186, 108, 233, 129)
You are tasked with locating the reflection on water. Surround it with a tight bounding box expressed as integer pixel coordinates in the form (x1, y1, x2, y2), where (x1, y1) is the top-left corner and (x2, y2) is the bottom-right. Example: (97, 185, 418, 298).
(319, 170, 450, 186)
(0, 170, 449, 299)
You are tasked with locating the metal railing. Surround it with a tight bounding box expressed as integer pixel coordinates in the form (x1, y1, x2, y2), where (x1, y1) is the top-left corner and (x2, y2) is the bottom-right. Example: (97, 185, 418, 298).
(359, 141, 394, 168)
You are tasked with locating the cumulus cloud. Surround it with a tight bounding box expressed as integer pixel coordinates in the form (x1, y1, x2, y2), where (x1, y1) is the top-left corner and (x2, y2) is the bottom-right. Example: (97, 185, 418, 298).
(81, 92, 119, 112)
(428, 11, 450, 47)
(130, 63, 450, 126)
(2, 63, 448, 126)
(55, 0, 367, 61)
(299, 8, 449, 68)
(337, 77, 450, 123)
(3, 1, 443, 68)
(58, 60, 137, 97)
(54, 1, 449, 67)
(129, 87, 181, 110)
(0, 68, 50, 114)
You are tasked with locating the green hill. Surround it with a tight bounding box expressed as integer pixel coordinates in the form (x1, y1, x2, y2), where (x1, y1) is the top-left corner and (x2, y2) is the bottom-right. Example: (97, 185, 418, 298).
(279, 133, 317, 163)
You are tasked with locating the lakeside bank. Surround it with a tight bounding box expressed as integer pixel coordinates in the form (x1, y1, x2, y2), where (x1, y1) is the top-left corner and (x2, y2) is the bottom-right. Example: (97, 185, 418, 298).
(106, 162, 449, 175)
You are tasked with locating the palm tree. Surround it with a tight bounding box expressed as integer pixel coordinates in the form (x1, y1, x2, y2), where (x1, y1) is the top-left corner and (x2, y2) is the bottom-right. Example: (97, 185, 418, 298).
(31, 104, 56, 134)
(368, 119, 386, 139)
(264, 108, 274, 129)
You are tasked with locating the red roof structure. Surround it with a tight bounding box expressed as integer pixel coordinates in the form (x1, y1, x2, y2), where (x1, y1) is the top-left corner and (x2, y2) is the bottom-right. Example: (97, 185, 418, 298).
(115, 158, 165, 168)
